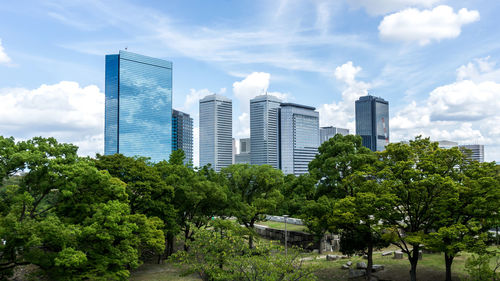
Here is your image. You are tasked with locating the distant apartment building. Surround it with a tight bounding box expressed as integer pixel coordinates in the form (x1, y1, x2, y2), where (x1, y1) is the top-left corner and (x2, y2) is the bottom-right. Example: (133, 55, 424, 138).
(199, 94, 233, 171)
(250, 95, 282, 168)
(235, 138, 251, 164)
(280, 103, 320, 176)
(320, 126, 349, 145)
(355, 95, 389, 151)
(104, 50, 172, 162)
(172, 109, 193, 164)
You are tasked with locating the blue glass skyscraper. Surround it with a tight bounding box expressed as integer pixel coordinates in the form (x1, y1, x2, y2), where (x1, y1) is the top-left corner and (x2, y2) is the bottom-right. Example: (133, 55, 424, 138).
(355, 95, 389, 151)
(104, 50, 172, 162)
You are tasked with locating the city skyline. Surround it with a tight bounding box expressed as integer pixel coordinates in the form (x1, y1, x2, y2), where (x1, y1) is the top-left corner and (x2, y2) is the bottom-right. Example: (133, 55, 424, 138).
(1, 1, 499, 164)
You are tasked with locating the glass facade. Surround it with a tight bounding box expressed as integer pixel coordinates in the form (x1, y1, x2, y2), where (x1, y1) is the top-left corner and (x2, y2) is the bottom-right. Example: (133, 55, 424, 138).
(172, 109, 193, 164)
(250, 95, 281, 168)
(199, 94, 232, 171)
(355, 95, 389, 151)
(319, 126, 349, 145)
(104, 50, 172, 162)
(280, 103, 319, 176)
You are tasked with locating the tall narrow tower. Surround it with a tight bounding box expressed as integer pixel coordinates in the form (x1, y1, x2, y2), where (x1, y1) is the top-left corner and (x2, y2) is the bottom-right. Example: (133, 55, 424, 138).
(355, 95, 389, 151)
(172, 109, 193, 164)
(280, 103, 320, 176)
(104, 50, 172, 162)
(250, 94, 282, 168)
(199, 94, 233, 171)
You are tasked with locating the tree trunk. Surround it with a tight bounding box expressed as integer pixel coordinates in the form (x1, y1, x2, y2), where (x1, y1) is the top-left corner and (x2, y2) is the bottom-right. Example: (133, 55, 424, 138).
(318, 235, 323, 254)
(184, 227, 190, 251)
(366, 245, 373, 281)
(166, 233, 174, 257)
(409, 245, 420, 281)
(248, 221, 254, 248)
(444, 253, 454, 281)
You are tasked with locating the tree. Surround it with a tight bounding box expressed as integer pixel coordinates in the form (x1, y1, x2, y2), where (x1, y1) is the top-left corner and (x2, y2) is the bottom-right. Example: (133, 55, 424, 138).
(156, 155, 228, 252)
(426, 159, 500, 281)
(279, 174, 317, 217)
(173, 220, 317, 281)
(221, 164, 284, 248)
(0, 137, 164, 280)
(94, 153, 176, 260)
(308, 134, 375, 199)
(378, 137, 459, 281)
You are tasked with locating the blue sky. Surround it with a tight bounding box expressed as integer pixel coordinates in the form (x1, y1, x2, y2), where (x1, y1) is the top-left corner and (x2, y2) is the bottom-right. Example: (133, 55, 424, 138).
(1, 0, 499, 164)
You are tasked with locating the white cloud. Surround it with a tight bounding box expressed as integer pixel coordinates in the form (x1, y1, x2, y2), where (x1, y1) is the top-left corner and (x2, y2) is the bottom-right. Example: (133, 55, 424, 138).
(0, 39, 12, 65)
(347, 0, 442, 15)
(0, 81, 104, 156)
(232, 72, 289, 138)
(182, 88, 212, 111)
(390, 58, 500, 161)
(318, 61, 370, 132)
(379, 5, 479, 45)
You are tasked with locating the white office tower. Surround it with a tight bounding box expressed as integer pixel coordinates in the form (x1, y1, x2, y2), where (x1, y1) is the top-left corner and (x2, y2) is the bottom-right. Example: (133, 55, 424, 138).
(250, 95, 282, 168)
(320, 126, 349, 145)
(280, 103, 320, 176)
(199, 94, 233, 171)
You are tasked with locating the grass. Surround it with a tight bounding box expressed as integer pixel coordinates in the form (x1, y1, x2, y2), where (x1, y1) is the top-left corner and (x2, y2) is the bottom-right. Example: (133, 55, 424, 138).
(130, 263, 199, 281)
(256, 220, 308, 232)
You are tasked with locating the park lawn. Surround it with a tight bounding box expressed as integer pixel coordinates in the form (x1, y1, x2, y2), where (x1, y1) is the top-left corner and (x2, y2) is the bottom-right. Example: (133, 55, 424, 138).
(256, 220, 308, 232)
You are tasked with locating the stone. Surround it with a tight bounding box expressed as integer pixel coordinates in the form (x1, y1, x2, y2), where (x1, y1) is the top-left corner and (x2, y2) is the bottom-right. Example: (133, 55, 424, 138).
(346, 261, 353, 266)
(341, 255, 349, 259)
(363, 254, 368, 259)
(326, 254, 340, 261)
(312, 249, 319, 254)
(381, 251, 393, 256)
(372, 264, 385, 272)
(356, 262, 367, 269)
(348, 269, 365, 278)
(394, 251, 403, 259)
(341, 264, 350, 270)
(419, 250, 423, 260)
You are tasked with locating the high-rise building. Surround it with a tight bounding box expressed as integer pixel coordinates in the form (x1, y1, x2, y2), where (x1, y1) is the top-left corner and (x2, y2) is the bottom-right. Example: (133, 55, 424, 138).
(172, 109, 193, 164)
(250, 95, 282, 168)
(355, 95, 389, 151)
(320, 126, 349, 145)
(235, 138, 251, 164)
(199, 94, 233, 171)
(104, 50, 172, 162)
(459, 144, 484, 162)
(280, 103, 320, 176)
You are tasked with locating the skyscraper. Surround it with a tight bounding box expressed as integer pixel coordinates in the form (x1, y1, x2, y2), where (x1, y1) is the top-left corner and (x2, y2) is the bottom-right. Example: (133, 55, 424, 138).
(355, 95, 389, 151)
(199, 94, 233, 171)
(320, 126, 349, 145)
(104, 50, 172, 162)
(172, 109, 193, 164)
(459, 144, 484, 162)
(235, 138, 251, 164)
(250, 95, 282, 168)
(280, 103, 320, 176)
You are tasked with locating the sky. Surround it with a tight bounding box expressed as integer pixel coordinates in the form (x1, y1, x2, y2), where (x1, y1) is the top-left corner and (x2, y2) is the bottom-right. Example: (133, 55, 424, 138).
(1, 0, 499, 165)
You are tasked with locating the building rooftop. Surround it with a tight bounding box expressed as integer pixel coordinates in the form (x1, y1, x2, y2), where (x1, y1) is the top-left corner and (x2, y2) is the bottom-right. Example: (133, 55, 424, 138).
(280, 102, 316, 111)
(117, 50, 172, 69)
(250, 94, 282, 103)
(200, 94, 232, 103)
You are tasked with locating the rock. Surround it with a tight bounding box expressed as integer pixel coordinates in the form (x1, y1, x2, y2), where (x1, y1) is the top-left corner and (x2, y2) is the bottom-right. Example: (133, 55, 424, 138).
(393, 251, 403, 259)
(341, 264, 350, 270)
(312, 249, 319, 254)
(348, 269, 366, 278)
(381, 251, 393, 256)
(341, 255, 349, 259)
(363, 254, 368, 259)
(419, 250, 423, 260)
(346, 261, 353, 266)
(326, 254, 340, 261)
(372, 264, 385, 272)
(369, 276, 379, 281)
(356, 262, 367, 269)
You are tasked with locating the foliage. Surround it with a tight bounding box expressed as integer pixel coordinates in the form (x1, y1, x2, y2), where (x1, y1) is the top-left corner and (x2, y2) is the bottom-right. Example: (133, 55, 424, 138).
(221, 164, 284, 247)
(465, 247, 500, 281)
(0, 137, 164, 280)
(172, 220, 317, 281)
